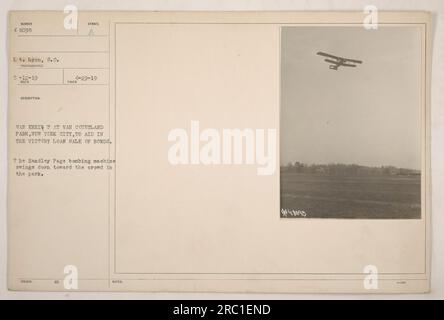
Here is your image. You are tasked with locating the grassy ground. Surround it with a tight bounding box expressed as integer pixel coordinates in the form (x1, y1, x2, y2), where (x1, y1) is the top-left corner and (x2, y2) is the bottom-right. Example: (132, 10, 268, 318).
(280, 172, 421, 219)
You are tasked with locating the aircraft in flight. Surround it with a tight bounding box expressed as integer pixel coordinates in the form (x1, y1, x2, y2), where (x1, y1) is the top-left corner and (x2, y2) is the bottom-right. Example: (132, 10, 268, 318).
(317, 52, 363, 70)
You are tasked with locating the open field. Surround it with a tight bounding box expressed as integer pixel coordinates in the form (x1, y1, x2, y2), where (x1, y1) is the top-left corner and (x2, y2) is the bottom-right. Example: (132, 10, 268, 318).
(280, 172, 421, 219)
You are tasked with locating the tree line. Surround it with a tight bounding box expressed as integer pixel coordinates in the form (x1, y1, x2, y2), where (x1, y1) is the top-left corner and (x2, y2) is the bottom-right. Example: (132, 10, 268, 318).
(281, 162, 420, 176)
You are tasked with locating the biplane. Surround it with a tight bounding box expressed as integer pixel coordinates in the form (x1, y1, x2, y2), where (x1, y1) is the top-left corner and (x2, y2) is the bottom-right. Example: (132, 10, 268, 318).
(317, 52, 363, 70)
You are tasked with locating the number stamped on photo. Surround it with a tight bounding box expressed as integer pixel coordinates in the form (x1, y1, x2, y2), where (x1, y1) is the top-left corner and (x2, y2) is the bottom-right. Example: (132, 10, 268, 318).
(281, 208, 307, 218)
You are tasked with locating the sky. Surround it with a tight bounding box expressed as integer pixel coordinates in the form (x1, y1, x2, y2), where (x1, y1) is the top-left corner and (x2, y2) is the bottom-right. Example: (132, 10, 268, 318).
(280, 26, 422, 170)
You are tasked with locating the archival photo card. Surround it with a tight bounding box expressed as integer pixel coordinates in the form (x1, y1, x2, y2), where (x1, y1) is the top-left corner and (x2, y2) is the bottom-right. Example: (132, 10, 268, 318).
(280, 26, 423, 219)
(7, 11, 431, 293)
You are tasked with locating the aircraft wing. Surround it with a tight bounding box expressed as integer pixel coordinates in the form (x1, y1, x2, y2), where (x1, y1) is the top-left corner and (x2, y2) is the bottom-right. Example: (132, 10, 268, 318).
(343, 58, 363, 64)
(318, 52, 363, 64)
(317, 52, 342, 60)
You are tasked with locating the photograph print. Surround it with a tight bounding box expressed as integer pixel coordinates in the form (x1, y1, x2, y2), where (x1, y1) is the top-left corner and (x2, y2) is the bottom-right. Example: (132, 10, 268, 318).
(280, 26, 423, 219)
